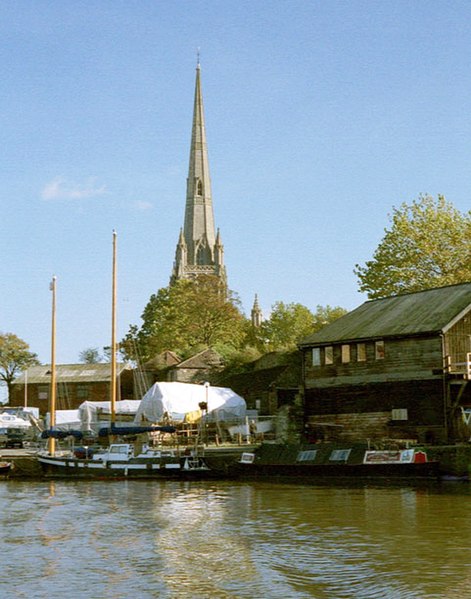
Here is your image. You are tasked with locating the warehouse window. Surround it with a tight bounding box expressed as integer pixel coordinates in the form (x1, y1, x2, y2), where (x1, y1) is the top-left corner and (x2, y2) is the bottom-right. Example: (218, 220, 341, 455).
(341, 344, 350, 363)
(325, 346, 333, 365)
(38, 385, 48, 400)
(375, 340, 385, 359)
(77, 385, 89, 399)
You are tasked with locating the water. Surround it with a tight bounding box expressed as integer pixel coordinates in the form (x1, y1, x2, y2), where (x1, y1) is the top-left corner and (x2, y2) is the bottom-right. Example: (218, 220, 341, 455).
(1, 479, 470, 598)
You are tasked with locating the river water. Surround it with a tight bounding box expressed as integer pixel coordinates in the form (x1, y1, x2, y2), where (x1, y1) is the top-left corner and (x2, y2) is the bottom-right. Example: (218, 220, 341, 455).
(1, 479, 470, 598)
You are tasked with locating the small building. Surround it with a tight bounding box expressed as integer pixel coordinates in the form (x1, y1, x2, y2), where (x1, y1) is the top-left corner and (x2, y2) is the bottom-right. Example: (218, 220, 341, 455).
(167, 348, 224, 384)
(298, 283, 471, 444)
(140, 348, 224, 386)
(10, 363, 134, 416)
(218, 351, 303, 415)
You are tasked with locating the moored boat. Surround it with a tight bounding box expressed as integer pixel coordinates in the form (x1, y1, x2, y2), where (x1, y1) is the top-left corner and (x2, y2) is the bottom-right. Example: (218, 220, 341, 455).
(37, 234, 220, 480)
(236, 443, 440, 480)
(38, 442, 213, 479)
(0, 461, 12, 476)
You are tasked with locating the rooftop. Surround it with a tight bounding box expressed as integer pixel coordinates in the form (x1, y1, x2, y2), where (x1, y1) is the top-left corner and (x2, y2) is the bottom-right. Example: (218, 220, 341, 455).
(299, 282, 471, 346)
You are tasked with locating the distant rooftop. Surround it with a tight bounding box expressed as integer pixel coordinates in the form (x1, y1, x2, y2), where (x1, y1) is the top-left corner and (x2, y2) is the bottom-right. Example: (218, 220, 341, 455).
(13, 363, 131, 385)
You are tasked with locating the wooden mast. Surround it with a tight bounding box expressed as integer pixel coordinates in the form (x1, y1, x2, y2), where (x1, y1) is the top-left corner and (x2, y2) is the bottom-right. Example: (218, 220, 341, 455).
(48, 275, 57, 456)
(110, 231, 117, 427)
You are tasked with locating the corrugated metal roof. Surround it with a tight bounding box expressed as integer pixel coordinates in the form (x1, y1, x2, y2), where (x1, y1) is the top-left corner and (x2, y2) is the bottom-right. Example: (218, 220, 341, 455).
(299, 282, 471, 346)
(13, 363, 131, 385)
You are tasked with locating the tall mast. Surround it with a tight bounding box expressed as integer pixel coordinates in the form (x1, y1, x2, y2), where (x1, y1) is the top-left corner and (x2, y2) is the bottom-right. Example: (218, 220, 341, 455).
(48, 275, 57, 456)
(110, 230, 117, 426)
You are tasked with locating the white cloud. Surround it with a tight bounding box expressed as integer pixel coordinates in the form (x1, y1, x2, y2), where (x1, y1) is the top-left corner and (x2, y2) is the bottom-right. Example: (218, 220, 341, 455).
(41, 177, 107, 201)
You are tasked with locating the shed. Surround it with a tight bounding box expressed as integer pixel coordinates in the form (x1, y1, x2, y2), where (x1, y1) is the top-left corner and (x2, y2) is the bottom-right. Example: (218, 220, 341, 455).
(299, 283, 471, 444)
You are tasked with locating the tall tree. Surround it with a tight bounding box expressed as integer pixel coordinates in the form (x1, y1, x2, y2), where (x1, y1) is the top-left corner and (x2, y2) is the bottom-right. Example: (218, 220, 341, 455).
(259, 302, 314, 351)
(79, 347, 103, 364)
(121, 276, 247, 362)
(258, 303, 347, 351)
(0, 333, 40, 401)
(355, 195, 471, 299)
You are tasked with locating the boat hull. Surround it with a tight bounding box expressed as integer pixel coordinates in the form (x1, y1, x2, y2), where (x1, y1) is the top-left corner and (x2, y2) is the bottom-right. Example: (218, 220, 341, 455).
(37, 454, 216, 480)
(236, 461, 440, 480)
(0, 461, 11, 476)
(235, 444, 441, 481)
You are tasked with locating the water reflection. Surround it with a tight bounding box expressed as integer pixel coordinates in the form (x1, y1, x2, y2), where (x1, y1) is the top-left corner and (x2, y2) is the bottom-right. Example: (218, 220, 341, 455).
(1, 480, 470, 598)
(149, 484, 258, 598)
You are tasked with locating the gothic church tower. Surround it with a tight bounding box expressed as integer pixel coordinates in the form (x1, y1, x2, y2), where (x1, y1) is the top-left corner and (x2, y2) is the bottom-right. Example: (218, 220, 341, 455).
(171, 62, 226, 286)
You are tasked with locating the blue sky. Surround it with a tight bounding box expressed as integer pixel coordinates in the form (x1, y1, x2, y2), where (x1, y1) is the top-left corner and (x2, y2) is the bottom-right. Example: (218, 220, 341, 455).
(2, 1, 471, 381)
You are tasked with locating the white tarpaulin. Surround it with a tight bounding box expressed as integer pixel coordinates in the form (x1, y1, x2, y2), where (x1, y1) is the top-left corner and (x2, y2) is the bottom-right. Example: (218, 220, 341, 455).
(45, 410, 81, 430)
(79, 400, 141, 430)
(134, 382, 246, 424)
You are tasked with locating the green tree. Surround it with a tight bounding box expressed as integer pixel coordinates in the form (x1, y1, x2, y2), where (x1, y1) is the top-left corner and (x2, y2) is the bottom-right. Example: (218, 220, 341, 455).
(255, 302, 347, 351)
(355, 194, 471, 299)
(121, 276, 247, 362)
(257, 303, 347, 351)
(79, 347, 103, 364)
(311, 304, 348, 331)
(0, 333, 40, 402)
(259, 302, 315, 351)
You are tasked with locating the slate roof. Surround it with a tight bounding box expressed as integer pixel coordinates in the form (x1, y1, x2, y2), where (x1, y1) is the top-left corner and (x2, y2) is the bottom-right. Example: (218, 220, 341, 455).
(299, 282, 471, 346)
(143, 351, 181, 370)
(218, 351, 302, 394)
(13, 363, 131, 385)
(173, 348, 223, 370)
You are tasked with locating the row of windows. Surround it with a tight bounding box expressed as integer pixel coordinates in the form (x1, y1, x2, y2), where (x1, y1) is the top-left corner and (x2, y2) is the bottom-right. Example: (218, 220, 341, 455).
(37, 384, 90, 400)
(312, 340, 385, 366)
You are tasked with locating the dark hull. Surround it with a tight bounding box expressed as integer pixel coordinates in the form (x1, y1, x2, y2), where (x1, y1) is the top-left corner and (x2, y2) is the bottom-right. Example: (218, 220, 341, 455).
(0, 462, 11, 476)
(237, 461, 440, 480)
(37, 454, 219, 480)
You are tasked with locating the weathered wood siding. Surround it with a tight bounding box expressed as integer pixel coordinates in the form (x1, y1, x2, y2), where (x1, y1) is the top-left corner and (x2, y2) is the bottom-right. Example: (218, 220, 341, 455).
(303, 334, 448, 442)
(304, 335, 443, 387)
(444, 315, 471, 364)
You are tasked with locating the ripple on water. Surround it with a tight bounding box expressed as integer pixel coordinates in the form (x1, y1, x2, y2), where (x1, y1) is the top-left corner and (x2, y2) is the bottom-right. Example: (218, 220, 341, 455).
(1, 480, 471, 598)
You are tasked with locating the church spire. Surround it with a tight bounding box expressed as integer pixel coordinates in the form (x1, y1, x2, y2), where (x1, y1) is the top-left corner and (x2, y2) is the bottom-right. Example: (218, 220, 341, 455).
(171, 62, 226, 286)
(251, 294, 263, 327)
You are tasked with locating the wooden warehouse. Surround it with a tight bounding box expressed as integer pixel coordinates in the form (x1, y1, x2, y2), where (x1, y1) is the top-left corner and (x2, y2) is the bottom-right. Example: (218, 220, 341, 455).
(298, 283, 471, 444)
(10, 363, 134, 415)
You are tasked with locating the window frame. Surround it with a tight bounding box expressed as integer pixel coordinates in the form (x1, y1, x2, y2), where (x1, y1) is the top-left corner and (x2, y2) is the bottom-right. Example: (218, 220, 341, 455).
(324, 346, 334, 365)
(312, 347, 321, 366)
(357, 343, 366, 362)
(375, 340, 385, 360)
(341, 344, 351, 363)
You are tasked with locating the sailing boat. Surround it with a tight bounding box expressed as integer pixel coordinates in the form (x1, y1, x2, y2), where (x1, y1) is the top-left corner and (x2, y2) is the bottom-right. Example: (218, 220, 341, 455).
(38, 232, 212, 479)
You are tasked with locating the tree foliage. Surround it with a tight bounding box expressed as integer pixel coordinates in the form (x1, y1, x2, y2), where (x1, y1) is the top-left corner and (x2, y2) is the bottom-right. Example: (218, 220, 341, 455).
(355, 194, 471, 299)
(256, 302, 347, 351)
(121, 276, 247, 362)
(79, 347, 103, 364)
(0, 333, 40, 401)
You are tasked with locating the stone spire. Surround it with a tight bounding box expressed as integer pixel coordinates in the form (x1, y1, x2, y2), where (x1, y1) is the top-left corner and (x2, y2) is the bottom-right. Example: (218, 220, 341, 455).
(171, 62, 226, 286)
(251, 294, 263, 327)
